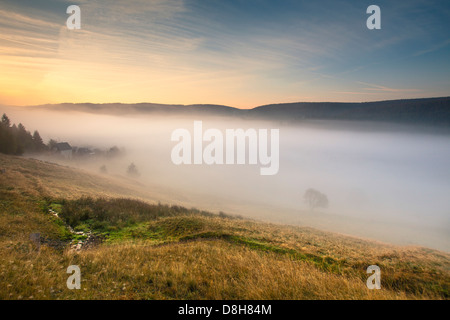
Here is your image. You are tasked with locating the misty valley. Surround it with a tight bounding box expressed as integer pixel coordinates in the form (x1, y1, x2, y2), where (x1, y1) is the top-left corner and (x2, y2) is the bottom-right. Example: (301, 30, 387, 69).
(2, 105, 449, 252)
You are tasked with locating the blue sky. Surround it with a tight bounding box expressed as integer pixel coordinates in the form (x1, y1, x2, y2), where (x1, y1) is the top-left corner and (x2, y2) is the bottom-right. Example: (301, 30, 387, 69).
(0, 0, 449, 107)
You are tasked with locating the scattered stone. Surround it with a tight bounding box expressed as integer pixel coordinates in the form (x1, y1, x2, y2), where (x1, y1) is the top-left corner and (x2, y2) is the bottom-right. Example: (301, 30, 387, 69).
(46, 208, 103, 252)
(48, 209, 59, 218)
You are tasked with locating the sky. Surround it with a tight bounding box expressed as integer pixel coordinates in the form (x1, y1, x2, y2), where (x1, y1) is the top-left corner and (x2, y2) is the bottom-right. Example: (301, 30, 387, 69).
(0, 0, 449, 108)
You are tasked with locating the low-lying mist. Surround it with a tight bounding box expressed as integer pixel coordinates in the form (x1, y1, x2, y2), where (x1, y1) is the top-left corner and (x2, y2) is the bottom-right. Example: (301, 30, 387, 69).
(3, 105, 450, 251)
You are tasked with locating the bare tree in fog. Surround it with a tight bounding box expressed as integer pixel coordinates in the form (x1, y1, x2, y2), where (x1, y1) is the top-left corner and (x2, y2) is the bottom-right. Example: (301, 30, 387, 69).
(127, 162, 140, 177)
(107, 146, 123, 158)
(48, 139, 58, 150)
(304, 188, 329, 212)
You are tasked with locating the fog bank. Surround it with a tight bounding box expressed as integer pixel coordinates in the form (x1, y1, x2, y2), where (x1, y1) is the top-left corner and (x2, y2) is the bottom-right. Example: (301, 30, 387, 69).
(3, 105, 449, 251)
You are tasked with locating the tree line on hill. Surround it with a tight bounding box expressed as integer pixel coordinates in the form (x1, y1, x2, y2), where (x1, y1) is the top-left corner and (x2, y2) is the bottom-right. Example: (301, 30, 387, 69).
(0, 113, 46, 155)
(1, 113, 139, 178)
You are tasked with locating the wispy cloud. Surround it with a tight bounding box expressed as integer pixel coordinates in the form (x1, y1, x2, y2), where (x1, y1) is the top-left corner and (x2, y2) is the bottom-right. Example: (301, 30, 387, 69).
(332, 91, 380, 96)
(413, 38, 450, 57)
(0, 9, 60, 29)
(357, 82, 421, 93)
(0, 0, 448, 107)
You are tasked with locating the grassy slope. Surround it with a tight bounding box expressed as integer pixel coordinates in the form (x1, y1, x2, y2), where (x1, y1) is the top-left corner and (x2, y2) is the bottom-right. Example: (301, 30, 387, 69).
(0, 153, 449, 300)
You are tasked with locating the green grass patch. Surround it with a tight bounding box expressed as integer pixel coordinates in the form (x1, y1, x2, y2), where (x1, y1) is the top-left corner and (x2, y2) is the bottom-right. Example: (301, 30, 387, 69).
(49, 203, 62, 214)
(179, 231, 347, 275)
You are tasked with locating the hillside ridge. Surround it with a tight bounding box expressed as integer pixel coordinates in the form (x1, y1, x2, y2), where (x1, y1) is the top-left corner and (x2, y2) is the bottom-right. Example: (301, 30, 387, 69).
(1, 153, 449, 299)
(20, 96, 450, 126)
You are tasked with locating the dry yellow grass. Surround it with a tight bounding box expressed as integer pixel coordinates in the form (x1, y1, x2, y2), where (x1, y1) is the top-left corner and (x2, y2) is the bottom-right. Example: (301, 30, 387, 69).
(0, 153, 449, 300)
(1, 240, 416, 300)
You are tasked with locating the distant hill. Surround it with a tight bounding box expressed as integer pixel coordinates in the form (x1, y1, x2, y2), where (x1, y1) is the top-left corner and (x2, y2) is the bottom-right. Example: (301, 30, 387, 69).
(31, 97, 450, 126)
(33, 102, 242, 117)
(250, 97, 450, 126)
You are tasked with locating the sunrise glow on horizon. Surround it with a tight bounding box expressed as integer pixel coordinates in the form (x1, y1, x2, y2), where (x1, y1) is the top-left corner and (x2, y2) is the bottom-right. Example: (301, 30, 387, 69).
(1, 0, 449, 109)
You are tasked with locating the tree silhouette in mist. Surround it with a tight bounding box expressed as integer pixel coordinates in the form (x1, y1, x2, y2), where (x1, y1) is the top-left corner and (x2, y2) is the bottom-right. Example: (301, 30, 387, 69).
(303, 188, 329, 212)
